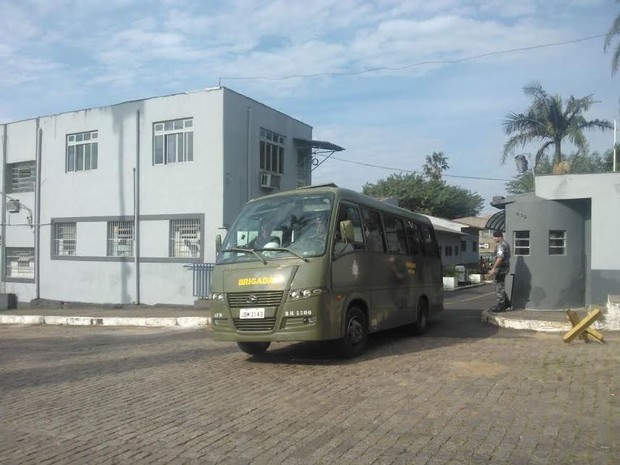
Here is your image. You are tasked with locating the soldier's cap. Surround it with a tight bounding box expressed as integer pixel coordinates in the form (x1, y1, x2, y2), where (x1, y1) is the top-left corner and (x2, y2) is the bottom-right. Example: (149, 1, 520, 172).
(492, 230, 503, 237)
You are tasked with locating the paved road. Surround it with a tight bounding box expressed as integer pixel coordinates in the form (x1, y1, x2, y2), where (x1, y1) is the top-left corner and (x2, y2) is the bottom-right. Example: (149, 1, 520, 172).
(1, 285, 618, 465)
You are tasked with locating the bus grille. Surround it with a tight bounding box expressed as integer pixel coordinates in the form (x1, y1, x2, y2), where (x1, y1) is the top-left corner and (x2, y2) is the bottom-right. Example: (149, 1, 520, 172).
(227, 291, 284, 308)
(233, 317, 277, 332)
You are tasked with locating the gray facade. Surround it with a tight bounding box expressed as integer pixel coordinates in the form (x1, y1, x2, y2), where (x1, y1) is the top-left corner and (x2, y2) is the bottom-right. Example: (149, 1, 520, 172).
(1, 87, 313, 306)
(501, 173, 620, 309)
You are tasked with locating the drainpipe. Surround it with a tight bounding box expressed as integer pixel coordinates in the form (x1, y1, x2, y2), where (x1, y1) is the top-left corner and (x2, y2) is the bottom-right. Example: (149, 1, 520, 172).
(1, 124, 6, 294)
(134, 110, 141, 305)
(35, 120, 42, 300)
(614, 119, 617, 173)
(246, 107, 253, 204)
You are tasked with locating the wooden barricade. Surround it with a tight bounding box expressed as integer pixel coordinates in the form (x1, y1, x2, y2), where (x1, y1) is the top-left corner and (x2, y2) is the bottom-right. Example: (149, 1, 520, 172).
(563, 308, 604, 344)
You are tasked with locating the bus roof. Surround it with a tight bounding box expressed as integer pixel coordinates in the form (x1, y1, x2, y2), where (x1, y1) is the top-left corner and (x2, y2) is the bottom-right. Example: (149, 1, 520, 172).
(250, 184, 432, 226)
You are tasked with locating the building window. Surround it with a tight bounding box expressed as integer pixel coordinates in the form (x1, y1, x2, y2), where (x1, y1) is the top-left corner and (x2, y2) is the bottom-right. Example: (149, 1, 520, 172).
(549, 230, 566, 255)
(513, 230, 530, 256)
(170, 219, 201, 258)
(260, 128, 285, 174)
(153, 118, 194, 164)
(445, 245, 453, 257)
(5, 247, 35, 279)
(53, 222, 76, 256)
(67, 130, 98, 172)
(107, 221, 134, 257)
(461, 240, 466, 253)
(473, 241, 478, 252)
(6, 161, 36, 193)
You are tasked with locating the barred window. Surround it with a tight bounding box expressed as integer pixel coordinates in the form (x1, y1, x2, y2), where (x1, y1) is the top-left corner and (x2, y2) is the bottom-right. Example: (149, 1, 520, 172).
(6, 161, 36, 193)
(5, 247, 35, 279)
(154, 118, 193, 164)
(53, 222, 76, 256)
(549, 230, 566, 255)
(513, 230, 530, 256)
(260, 128, 285, 174)
(170, 219, 201, 257)
(107, 221, 134, 257)
(67, 130, 98, 172)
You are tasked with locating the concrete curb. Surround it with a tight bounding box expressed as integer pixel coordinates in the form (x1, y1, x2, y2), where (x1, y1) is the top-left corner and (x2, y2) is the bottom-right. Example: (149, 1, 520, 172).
(482, 309, 620, 332)
(482, 310, 569, 332)
(0, 314, 212, 327)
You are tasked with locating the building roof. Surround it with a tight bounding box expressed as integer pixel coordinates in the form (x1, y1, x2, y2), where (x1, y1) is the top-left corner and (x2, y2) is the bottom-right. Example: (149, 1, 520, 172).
(452, 215, 492, 229)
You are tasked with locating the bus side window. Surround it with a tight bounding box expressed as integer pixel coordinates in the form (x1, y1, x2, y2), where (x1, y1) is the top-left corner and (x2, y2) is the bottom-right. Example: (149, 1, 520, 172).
(361, 208, 386, 253)
(335, 204, 365, 253)
(383, 214, 407, 255)
(406, 220, 423, 255)
(421, 224, 440, 258)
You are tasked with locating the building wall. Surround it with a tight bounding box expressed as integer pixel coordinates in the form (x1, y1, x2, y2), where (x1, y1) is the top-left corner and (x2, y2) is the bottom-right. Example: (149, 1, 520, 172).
(536, 173, 620, 305)
(221, 89, 312, 228)
(1, 88, 312, 306)
(506, 193, 588, 309)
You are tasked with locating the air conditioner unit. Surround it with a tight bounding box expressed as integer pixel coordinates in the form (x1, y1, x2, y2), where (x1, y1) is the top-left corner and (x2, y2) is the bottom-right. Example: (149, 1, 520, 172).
(259, 173, 281, 190)
(7, 199, 20, 213)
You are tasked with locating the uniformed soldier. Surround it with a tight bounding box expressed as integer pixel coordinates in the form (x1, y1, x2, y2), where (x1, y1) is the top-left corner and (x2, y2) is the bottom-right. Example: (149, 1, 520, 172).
(489, 230, 512, 312)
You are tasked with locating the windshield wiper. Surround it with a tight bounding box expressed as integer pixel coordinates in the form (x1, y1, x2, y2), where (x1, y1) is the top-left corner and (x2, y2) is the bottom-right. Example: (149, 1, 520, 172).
(224, 247, 267, 265)
(255, 247, 309, 262)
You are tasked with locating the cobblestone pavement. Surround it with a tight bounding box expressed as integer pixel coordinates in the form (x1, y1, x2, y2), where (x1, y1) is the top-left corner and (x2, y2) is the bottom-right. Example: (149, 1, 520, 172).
(0, 287, 618, 465)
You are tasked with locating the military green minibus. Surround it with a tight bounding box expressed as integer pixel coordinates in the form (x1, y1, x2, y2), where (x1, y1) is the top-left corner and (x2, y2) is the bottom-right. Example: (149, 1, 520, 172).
(210, 184, 443, 357)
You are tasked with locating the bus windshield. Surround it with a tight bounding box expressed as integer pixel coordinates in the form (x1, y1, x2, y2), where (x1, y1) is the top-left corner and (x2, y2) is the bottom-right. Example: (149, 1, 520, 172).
(218, 192, 334, 264)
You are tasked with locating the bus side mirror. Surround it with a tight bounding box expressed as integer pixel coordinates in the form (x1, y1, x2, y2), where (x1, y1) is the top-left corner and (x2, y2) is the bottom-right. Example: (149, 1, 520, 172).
(339, 220, 354, 243)
(215, 234, 222, 253)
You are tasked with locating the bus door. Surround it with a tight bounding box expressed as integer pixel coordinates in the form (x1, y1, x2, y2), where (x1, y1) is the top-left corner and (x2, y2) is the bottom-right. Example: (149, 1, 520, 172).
(330, 203, 368, 329)
(382, 213, 413, 326)
(359, 207, 400, 331)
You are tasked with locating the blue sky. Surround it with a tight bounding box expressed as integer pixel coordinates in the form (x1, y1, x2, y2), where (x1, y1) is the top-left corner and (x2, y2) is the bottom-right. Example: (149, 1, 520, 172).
(1, 0, 618, 214)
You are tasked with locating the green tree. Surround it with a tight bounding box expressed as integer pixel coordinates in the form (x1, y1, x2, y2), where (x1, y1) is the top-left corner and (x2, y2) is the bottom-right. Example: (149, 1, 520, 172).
(362, 173, 483, 218)
(502, 82, 612, 170)
(505, 148, 616, 195)
(422, 151, 449, 180)
(604, 1, 620, 75)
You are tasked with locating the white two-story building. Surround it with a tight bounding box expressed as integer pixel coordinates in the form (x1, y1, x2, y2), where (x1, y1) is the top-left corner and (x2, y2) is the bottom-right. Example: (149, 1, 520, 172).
(0, 87, 335, 306)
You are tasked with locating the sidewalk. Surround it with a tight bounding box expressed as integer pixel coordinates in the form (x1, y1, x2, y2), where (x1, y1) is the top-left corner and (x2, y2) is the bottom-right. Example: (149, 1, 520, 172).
(1, 297, 618, 332)
(0, 303, 212, 328)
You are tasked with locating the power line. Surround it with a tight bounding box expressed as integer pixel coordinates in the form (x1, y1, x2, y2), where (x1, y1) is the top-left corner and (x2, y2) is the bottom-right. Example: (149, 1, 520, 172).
(323, 155, 512, 182)
(220, 34, 605, 82)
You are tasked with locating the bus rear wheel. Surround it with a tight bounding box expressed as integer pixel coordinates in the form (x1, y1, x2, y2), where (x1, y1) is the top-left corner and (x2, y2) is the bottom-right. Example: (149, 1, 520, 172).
(339, 306, 368, 358)
(237, 341, 271, 356)
(411, 298, 429, 336)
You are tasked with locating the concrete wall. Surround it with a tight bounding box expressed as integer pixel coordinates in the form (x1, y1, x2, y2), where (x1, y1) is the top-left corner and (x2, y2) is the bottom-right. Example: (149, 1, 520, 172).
(507, 193, 588, 309)
(1, 88, 312, 306)
(221, 89, 312, 228)
(536, 173, 620, 305)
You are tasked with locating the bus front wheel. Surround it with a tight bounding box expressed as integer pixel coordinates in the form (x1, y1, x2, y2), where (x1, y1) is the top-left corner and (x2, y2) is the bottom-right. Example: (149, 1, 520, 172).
(339, 306, 368, 358)
(237, 341, 271, 356)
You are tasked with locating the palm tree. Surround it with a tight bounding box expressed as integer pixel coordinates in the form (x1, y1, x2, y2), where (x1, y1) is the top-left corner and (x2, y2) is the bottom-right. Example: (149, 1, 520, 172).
(604, 1, 620, 75)
(502, 82, 612, 170)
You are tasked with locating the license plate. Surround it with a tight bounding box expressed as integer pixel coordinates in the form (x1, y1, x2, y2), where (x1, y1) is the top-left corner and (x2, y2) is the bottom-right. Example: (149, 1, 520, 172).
(239, 308, 265, 319)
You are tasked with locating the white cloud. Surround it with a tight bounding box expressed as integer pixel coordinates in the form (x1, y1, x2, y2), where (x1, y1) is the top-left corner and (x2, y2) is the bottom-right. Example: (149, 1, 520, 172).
(0, 0, 616, 213)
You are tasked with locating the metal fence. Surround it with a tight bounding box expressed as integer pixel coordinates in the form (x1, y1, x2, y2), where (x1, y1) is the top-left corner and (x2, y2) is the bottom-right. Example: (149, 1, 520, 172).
(186, 263, 215, 298)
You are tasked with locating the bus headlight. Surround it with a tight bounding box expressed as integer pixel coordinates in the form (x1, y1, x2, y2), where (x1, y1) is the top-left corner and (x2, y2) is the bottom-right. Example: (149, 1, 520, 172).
(288, 287, 326, 301)
(211, 292, 226, 302)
